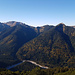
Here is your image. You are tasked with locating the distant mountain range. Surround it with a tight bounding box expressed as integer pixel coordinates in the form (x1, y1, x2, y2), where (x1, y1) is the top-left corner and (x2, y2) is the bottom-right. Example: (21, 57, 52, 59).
(0, 21, 75, 68)
(71, 26, 75, 28)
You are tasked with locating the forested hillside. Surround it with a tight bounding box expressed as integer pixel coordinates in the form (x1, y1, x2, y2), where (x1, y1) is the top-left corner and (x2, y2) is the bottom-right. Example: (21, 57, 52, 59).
(17, 23, 75, 68)
(0, 21, 53, 68)
(0, 22, 75, 71)
(0, 23, 37, 67)
(0, 67, 75, 75)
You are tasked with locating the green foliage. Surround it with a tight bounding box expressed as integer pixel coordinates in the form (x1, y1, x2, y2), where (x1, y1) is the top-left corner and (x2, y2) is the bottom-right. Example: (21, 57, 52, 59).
(0, 67, 75, 75)
(0, 23, 53, 68)
(10, 62, 37, 72)
(0, 25, 38, 68)
(0, 23, 75, 68)
(17, 24, 75, 68)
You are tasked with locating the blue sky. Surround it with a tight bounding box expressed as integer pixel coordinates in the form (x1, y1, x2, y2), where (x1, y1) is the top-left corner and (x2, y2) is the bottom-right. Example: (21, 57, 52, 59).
(0, 0, 75, 27)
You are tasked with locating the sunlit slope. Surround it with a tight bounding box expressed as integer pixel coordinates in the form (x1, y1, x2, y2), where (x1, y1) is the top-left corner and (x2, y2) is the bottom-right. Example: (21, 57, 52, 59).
(17, 23, 75, 67)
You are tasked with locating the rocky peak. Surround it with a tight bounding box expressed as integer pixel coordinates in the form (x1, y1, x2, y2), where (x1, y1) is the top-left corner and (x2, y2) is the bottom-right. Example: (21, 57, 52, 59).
(55, 23, 66, 32)
(5, 21, 24, 27)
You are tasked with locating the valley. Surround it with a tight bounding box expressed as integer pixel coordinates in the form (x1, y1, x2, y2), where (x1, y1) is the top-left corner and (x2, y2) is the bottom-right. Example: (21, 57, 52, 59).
(0, 21, 75, 72)
(6, 60, 49, 70)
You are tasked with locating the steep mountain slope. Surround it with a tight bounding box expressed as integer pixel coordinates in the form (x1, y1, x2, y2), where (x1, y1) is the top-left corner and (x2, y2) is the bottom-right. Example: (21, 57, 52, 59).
(0, 24, 38, 67)
(0, 22, 10, 32)
(0, 21, 75, 68)
(0, 22, 54, 68)
(35, 25, 54, 34)
(0, 25, 37, 54)
(17, 23, 75, 67)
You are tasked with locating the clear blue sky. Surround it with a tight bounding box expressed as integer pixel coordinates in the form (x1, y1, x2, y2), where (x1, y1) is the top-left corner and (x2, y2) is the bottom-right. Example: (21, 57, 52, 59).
(0, 0, 75, 27)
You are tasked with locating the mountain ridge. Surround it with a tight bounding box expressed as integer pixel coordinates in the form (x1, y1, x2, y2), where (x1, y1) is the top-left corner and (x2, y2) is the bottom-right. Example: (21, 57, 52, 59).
(0, 22, 75, 68)
(17, 23, 75, 67)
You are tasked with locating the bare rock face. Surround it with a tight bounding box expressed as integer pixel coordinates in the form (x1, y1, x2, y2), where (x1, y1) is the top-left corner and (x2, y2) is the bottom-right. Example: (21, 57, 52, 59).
(5, 21, 24, 27)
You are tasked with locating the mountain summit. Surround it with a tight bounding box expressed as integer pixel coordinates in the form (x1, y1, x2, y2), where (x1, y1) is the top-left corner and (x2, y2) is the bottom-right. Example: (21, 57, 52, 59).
(55, 23, 66, 32)
(5, 21, 25, 27)
(57, 23, 66, 26)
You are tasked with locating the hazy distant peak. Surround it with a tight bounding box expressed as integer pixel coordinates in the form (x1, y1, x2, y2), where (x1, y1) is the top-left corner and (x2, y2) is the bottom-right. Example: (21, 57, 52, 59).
(71, 26, 75, 28)
(5, 21, 25, 27)
(42, 25, 50, 27)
